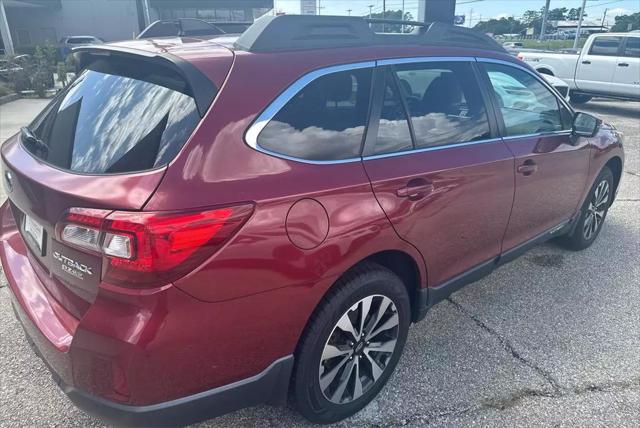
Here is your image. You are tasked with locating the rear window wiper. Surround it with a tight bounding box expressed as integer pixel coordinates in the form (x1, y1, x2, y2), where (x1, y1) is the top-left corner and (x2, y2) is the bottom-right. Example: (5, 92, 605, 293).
(20, 127, 49, 155)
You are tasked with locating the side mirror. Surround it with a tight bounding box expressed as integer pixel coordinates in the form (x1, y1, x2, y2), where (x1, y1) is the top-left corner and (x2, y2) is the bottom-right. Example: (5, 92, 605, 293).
(572, 112, 601, 138)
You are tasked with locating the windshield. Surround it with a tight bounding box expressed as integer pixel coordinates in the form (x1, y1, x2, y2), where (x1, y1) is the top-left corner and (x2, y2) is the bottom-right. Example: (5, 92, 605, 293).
(26, 65, 200, 174)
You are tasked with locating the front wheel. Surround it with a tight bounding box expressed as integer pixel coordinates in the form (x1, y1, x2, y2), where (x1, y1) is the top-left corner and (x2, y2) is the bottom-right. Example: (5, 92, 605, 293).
(292, 262, 411, 424)
(558, 166, 613, 250)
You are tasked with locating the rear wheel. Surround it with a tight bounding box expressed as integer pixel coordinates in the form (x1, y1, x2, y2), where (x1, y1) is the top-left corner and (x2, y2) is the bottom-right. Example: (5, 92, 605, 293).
(559, 166, 613, 250)
(570, 93, 592, 104)
(292, 262, 410, 424)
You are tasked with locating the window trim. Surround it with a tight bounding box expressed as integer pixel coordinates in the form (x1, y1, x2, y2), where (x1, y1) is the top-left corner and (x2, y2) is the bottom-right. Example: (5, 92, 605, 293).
(244, 61, 376, 165)
(621, 36, 640, 58)
(477, 57, 574, 138)
(245, 56, 575, 165)
(587, 35, 624, 57)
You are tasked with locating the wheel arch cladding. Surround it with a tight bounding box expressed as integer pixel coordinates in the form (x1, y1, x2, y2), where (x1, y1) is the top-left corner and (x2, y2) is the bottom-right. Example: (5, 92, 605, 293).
(605, 157, 622, 201)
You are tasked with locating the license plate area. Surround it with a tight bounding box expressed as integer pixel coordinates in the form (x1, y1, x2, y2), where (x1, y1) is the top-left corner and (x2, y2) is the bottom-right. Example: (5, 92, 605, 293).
(23, 214, 45, 256)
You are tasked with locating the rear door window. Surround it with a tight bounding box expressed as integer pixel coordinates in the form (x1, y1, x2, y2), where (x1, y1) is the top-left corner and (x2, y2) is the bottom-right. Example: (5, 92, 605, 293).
(367, 70, 413, 156)
(26, 60, 200, 174)
(623, 37, 640, 57)
(256, 68, 373, 161)
(394, 62, 491, 149)
(589, 37, 623, 56)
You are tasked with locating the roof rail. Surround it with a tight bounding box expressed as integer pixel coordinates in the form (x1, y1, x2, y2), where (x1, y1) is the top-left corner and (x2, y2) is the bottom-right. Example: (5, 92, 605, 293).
(234, 15, 506, 53)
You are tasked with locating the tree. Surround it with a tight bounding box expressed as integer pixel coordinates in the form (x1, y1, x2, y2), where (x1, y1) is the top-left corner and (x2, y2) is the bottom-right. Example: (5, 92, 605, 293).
(369, 9, 414, 33)
(611, 12, 640, 32)
(521, 9, 540, 26)
(521, 9, 542, 34)
(567, 7, 586, 21)
(474, 17, 525, 35)
(547, 7, 568, 21)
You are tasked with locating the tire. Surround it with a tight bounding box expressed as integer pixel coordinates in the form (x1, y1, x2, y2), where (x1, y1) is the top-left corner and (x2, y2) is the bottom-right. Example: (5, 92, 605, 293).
(558, 166, 614, 251)
(570, 93, 592, 104)
(292, 262, 411, 424)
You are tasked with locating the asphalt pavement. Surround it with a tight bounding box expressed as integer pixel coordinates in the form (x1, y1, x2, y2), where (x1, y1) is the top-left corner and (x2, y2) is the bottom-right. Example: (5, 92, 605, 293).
(0, 98, 638, 427)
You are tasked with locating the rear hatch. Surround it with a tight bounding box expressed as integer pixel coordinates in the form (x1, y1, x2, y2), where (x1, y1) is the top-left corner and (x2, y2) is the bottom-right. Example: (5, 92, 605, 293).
(1, 45, 227, 318)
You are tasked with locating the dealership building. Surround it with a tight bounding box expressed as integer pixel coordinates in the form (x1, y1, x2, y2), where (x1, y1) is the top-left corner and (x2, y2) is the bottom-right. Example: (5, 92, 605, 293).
(0, 0, 274, 54)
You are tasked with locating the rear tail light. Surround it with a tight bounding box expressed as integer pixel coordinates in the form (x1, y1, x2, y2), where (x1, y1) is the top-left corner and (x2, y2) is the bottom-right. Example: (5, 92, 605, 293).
(56, 204, 254, 288)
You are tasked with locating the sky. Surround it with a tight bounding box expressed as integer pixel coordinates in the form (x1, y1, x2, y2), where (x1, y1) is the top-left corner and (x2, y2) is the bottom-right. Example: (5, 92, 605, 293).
(273, 0, 639, 27)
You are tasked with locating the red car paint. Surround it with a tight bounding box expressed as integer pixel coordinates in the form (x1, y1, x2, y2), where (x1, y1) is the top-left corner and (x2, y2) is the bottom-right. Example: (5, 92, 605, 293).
(0, 30, 624, 422)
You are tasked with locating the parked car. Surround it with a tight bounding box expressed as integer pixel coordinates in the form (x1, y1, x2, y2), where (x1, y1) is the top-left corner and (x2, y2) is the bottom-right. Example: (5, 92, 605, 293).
(518, 32, 640, 103)
(59, 35, 104, 59)
(137, 18, 225, 39)
(0, 15, 624, 426)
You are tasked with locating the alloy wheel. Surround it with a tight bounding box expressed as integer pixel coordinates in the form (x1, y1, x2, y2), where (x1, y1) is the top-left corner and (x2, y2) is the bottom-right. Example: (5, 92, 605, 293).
(318, 295, 399, 405)
(583, 179, 609, 241)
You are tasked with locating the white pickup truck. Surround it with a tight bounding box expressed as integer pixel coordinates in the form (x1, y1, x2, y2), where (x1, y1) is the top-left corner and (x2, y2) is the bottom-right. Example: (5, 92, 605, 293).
(518, 32, 640, 104)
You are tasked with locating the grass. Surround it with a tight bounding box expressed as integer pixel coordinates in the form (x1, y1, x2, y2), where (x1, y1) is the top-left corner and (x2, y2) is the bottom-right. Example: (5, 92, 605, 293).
(506, 38, 588, 51)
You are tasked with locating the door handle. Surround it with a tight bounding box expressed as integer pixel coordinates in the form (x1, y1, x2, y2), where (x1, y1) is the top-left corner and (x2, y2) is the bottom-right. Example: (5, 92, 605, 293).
(581, 60, 591, 65)
(396, 179, 434, 199)
(618, 63, 629, 67)
(517, 160, 538, 176)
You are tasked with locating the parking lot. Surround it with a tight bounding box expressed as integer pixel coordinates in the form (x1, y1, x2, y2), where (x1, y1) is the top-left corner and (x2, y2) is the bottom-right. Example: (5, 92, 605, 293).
(0, 97, 638, 426)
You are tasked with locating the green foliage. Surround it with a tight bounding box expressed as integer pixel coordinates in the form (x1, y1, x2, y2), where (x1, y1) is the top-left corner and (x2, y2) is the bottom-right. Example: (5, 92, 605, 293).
(474, 17, 524, 35)
(4, 44, 55, 97)
(547, 7, 568, 21)
(611, 13, 640, 32)
(567, 8, 586, 21)
(57, 62, 68, 87)
(0, 82, 12, 97)
(32, 46, 53, 97)
(369, 9, 415, 33)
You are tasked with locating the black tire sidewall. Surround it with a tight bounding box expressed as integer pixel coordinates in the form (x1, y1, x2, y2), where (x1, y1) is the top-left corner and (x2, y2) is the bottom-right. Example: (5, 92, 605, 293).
(569, 167, 614, 249)
(293, 266, 411, 424)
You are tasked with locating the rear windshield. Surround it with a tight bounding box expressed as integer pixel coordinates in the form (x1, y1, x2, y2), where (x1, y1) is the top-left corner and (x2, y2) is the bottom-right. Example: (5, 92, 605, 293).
(26, 60, 200, 174)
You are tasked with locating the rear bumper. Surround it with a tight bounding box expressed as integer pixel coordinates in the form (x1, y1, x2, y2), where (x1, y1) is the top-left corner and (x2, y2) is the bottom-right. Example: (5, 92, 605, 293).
(0, 199, 295, 425)
(8, 277, 293, 426)
(61, 356, 293, 427)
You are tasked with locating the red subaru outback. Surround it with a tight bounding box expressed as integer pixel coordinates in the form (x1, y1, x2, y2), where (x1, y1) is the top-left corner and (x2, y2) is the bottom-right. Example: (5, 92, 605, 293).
(0, 15, 624, 426)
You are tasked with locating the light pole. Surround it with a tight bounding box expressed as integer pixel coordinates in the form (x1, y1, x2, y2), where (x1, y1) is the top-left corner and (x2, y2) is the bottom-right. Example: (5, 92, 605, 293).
(539, 0, 550, 41)
(573, 0, 587, 50)
(368, 5, 374, 18)
(347, 9, 352, 16)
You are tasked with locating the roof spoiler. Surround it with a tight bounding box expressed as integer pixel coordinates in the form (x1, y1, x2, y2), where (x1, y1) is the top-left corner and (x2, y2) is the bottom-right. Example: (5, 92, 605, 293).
(72, 45, 217, 117)
(235, 15, 506, 53)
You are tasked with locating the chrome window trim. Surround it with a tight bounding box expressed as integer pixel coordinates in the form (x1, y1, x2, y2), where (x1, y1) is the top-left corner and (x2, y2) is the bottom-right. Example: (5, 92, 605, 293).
(501, 130, 572, 141)
(362, 137, 502, 161)
(244, 56, 575, 166)
(244, 61, 375, 165)
(376, 56, 474, 66)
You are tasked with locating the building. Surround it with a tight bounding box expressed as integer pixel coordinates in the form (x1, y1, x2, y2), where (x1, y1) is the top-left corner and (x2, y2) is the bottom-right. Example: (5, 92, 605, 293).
(0, 0, 273, 55)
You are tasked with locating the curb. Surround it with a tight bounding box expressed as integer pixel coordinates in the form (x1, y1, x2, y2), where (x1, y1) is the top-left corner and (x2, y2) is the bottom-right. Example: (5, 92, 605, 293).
(0, 93, 20, 106)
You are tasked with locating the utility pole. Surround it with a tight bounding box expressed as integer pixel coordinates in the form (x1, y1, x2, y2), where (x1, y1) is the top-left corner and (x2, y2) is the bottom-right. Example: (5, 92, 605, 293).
(401, 0, 405, 32)
(317, 0, 324, 16)
(468, 9, 473, 28)
(601, 8, 608, 31)
(0, 0, 15, 55)
(382, 0, 386, 32)
(573, 0, 587, 50)
(539, 0, 550, 40)
(347, 9, 352, 16)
